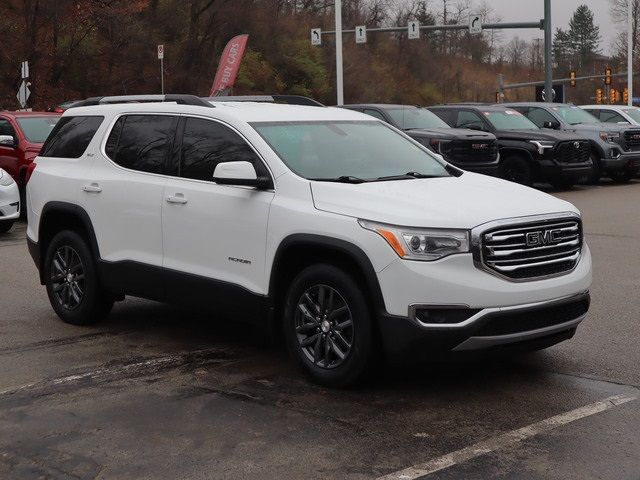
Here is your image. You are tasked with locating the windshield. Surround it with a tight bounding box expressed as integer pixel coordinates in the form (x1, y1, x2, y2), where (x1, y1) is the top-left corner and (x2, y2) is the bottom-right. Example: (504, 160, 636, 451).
(623, 108, 640, 123)
(482, 110, 538, 130)
(16, 116, 60, 143)
(386, 108, 450, 130)
(552, 106, 599, 125)
(252, 121, 449, 181)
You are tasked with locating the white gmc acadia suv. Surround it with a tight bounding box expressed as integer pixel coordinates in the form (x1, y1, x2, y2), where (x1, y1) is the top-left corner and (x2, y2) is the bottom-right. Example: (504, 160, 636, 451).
(27, 95, 592, 386)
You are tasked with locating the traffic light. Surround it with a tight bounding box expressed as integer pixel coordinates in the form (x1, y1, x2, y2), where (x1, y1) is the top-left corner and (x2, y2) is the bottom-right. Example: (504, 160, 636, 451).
(605, 67, 612, 85)
(570, 71, 577, 87)
(596, 88, 603, 104)
(610, 88, 618, 104)
(623, 87, 629, 104)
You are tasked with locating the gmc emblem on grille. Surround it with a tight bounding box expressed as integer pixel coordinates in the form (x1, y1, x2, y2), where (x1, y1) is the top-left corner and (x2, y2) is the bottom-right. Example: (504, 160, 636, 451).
(632, 134, 640, 140)
(525, 229, 563, 247)
(471, 143, 489, 149)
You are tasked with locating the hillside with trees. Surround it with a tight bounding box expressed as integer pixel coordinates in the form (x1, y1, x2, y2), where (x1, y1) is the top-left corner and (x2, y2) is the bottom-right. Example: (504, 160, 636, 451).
(0, 1, 623, 109)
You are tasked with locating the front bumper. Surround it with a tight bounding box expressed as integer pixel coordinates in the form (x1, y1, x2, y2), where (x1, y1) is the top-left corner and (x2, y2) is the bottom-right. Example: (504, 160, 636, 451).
(378, 292, 589, 361)
(600, 150, 640, 173)
(538, 159, 594, 183)
(0, 182, 20, 222)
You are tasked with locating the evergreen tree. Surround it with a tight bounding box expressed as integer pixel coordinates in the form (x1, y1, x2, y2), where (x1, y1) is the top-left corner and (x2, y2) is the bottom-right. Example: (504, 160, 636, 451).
(567, 4, 601, 67)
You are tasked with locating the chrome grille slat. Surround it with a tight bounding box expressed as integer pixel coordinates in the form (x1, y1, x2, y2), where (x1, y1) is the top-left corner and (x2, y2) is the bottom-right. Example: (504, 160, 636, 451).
(478, 216, 582, 280)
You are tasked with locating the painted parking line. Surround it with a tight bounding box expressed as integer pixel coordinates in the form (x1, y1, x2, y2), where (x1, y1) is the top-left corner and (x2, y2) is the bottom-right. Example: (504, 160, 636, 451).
(377, 393, 638, 480)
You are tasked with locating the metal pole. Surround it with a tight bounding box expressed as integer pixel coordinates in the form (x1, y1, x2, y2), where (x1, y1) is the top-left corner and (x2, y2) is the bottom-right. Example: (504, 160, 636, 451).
(543, 0, 553, 102)
(160, 57, 164, 95)
(335, 0, 344, 105)
(628, 0, 633, 106)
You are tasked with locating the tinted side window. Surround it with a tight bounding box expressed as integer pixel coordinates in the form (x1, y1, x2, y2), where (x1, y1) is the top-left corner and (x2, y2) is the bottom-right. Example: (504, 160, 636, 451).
(107, 115, 177, 174)
(527, 107, 557, 128)
(364, 109, 387, 123)
(0, 118, 16, 138)
(456, 110, 484, 129)
(583, 109, 599, 120)
(39, 116, 104, 158)
(599, 110, 626, 123)
(180, 117, 265, 181)
(430, 109, 455, 126)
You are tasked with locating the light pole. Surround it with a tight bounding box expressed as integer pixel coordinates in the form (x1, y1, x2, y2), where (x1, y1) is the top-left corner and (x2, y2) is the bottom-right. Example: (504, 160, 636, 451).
(628, 0, 633, 106)
(543, 0, 553, 102)
(335, 0, 344, 105)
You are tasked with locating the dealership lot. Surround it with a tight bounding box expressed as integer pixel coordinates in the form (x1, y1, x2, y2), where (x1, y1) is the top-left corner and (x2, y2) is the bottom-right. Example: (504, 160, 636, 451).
(1, 181, 639, 479)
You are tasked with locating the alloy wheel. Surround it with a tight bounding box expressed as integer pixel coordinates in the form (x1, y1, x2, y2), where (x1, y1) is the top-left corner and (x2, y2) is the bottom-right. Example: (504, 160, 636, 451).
(294, 284, 354, 369)
(50, 246, 85, 310)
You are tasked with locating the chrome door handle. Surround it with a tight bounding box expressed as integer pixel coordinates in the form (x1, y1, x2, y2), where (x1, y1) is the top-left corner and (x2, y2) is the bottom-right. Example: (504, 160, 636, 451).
(82, 183, 102, 193)
(166, 194, 188, 204)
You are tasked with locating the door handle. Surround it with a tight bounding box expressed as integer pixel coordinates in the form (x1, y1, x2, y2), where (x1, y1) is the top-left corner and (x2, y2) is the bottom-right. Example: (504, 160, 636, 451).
(166, 193, 188, 204)
(82, 183, 102, 193)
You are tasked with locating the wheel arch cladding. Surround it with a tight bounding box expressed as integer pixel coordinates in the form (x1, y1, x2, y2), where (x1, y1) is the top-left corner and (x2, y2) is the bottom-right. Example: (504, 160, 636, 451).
(37, 202, 100, 284)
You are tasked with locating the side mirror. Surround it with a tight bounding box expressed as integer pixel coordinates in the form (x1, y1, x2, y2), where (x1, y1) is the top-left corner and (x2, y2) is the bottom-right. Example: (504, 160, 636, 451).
(212, 161, 271, 189)
(542, 120, 560, 129)
(0, 135, 15, 147)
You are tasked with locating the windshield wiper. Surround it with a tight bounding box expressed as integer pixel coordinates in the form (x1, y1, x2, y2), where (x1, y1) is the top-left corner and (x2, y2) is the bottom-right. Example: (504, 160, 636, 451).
(309, 175, 367, 184)
(374, 172, 441, 181)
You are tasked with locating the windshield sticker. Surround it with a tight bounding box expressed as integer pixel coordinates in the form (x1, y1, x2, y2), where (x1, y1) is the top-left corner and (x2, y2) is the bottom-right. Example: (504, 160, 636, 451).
(504, 110, 521, 115)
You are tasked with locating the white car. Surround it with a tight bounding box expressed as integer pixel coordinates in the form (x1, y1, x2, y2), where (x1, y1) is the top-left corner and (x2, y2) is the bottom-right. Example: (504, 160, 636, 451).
(580, 105, 640, 126)
(26, 95, 592, 386)
(0, 168, 20, 233)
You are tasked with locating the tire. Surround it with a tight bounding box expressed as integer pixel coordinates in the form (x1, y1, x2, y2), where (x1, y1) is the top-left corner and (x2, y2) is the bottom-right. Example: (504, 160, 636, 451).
(0, 221, 14, 234)
(44, 230, 114, 325)
(501, 155, 533, 186)
(550, 178, 575, 190)
(283, 264, 374, 387)
(609, 170, 633, 183)
(585, 152, 601, 184)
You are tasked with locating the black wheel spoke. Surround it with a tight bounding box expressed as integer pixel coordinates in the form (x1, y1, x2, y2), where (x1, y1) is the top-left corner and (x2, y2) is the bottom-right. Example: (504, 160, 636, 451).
(329, 338, 345, 360)
(334, 319, 353, 331)
(333, 330, 351, 350)
(313, 334, 323, 363)
(50, 245, 85, 312)
(301, 333, 319, 346)
(328, 305, 348, 321)
(303, 293, 321, 315)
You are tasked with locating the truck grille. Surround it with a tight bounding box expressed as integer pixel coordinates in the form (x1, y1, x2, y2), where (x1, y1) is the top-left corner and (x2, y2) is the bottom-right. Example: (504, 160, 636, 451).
(476, 217, 582, 280)
(623, 129, 640, 150)
(441, 139, 499, 164)
(555, 140, 590, 164)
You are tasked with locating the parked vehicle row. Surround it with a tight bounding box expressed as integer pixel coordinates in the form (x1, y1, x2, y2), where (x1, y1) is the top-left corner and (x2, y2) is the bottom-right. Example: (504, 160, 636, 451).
(25, 94, 592, 386)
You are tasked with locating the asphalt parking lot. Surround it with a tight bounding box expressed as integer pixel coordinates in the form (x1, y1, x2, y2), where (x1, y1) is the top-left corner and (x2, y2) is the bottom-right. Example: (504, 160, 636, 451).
(1, 181, 639, 480)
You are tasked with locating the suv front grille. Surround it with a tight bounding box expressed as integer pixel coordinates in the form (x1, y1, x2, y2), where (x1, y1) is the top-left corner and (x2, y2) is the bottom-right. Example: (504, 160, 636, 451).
(555, 140, 590, 164)
(623, 130, 640, 150)
(441, 139, 499, 164)
(477, 217, 582, 280)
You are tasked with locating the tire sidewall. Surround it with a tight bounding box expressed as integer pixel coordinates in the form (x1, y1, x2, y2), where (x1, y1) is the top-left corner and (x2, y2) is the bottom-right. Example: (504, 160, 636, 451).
(44, 230, 105, 325)
(283, 264, 373, 387)
(502, 155, 533, 186)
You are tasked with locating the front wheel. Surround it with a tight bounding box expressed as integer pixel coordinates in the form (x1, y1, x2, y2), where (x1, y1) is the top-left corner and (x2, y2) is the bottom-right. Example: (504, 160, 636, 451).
(283, 264, 374, 387)
(585, 152, 601, 184)
(609, 170, 634, 183)
(501, 155, 533, 186)
(0, 221, 14, 234)
(44, 230, 114, 325)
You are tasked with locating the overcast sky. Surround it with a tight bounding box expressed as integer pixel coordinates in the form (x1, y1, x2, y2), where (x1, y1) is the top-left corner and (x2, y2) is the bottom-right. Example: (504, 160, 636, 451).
(473, 0, 620, 54)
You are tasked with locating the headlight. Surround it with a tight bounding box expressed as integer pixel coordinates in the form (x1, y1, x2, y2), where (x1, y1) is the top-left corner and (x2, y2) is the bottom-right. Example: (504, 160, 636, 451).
(0, 168, 15, 187)
(429, 138, 452, 154)
(529, 140, 555, 155)
(599, 131, 620, 143)
(359, 220, 469, 261)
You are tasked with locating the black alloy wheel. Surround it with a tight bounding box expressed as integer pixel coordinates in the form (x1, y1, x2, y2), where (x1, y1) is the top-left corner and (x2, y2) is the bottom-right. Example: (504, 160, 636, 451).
(50, 245, 85, 310)
(294, 284, 354, 369)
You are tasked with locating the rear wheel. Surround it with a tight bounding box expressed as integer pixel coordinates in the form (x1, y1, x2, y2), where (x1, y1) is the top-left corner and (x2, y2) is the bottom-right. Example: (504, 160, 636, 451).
(0, 221, 14, 234)
(501, 155, 533, 186)
(44, 230, 114, 325)
(585, 152, 601, 184)
(283, 264, 374, 387)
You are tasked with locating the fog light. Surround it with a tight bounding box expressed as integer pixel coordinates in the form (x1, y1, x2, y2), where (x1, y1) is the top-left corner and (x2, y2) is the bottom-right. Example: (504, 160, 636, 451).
(411, 307, 481, 325)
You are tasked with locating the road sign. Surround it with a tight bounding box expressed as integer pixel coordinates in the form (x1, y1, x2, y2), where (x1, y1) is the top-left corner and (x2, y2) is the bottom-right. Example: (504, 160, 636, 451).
(355, 25, 367, 44)
(408, 21, 420, 40)
(536, 84, 565, 103)
(157, 44, 164, 60)
(311, 28, 322, 46)
(469, 14, 482, 34)
(20, 61, 29, 79)
(16, 80, 30, 109)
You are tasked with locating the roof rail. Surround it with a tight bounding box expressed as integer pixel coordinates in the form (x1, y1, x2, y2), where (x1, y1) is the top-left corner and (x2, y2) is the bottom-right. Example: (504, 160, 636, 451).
(68, 94, 213, 109)
(204, 95, 325, 107)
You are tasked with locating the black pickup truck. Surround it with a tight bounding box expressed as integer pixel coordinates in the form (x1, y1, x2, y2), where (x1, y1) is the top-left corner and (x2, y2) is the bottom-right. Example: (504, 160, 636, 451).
(340, 104, 500, 176)
(427, 104, 594, 188)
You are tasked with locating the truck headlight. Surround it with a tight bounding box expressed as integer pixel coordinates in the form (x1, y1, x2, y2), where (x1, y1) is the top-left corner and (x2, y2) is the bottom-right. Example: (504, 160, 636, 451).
(599, 131, 620, 143)
(359, 220, 469, 261)
(0, 168, 15, 186)
(529, 140, 555, 155)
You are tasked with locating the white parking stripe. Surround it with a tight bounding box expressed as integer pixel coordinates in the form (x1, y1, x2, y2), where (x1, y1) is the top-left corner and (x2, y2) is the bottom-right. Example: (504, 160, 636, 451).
(377, 393, 637, 480)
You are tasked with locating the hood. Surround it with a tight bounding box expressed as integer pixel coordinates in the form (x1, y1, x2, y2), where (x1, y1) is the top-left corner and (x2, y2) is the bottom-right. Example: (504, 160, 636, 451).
(494, 129, 587, 142)
(311, 172, 577, 229)
(405, 128, 495, 141)
(562, 122, 627, 134)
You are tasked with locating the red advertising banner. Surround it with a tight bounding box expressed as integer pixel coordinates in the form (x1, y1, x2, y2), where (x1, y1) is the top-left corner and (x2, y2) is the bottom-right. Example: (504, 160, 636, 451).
(209, 34, 249, 96)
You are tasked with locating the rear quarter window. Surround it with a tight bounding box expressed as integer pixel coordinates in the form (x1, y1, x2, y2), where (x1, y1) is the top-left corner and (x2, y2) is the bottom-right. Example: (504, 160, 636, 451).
(40, 116, 104, 158)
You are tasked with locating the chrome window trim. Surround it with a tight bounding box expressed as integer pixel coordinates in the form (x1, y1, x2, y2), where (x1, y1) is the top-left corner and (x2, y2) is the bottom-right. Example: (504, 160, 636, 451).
(471, 211, 583, 283)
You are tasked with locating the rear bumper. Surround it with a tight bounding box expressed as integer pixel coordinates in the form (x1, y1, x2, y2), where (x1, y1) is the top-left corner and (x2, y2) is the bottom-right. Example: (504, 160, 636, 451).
(378, 291, 589, 362)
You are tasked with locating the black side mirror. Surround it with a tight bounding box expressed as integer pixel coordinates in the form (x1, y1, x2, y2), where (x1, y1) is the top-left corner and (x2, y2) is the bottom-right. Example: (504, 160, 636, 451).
(543, 120, 560, 129)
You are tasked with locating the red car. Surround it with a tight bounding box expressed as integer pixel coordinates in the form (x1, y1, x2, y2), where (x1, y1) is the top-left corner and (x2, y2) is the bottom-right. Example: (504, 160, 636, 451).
(0, 111, 60, 208)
